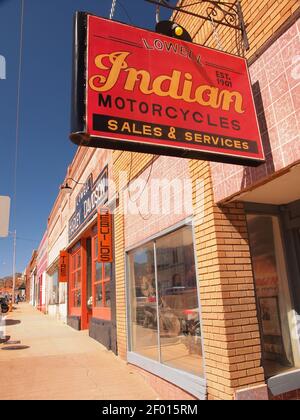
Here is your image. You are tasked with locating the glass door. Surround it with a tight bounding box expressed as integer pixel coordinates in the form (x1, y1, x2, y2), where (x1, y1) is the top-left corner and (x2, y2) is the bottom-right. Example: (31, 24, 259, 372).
(69, 246, 82, 317)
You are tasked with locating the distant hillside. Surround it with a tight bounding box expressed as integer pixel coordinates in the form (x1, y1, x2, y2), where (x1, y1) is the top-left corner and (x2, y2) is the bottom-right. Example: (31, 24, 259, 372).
(0, 273, 23, 291)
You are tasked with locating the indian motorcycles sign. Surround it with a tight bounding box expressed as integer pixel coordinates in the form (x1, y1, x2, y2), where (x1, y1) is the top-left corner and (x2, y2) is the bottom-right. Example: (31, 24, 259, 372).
(70, 13, 265, 166)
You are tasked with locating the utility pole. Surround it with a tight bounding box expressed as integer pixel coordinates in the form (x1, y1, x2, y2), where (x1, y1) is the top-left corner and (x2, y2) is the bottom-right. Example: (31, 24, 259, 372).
(12, 230, 16, 304)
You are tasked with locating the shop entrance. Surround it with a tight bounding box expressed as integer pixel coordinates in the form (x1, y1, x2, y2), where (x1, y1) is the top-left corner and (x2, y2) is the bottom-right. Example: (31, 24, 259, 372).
(246, 199, 300, 379)
(89, 229, 117, 353)
(68, 242, 83, 329)
(68, 238, 93, 330)
(80, 238, 93, 330)
(68, 225, 117, 353)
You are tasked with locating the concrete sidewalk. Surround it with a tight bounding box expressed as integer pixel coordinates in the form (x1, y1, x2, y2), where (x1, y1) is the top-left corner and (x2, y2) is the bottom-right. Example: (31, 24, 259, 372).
(0, 303, 158, 400)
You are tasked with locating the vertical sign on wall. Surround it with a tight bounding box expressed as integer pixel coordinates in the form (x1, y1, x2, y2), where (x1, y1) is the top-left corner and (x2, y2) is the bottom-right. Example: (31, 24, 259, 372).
(97, 207, 113, 263)
(59, 251, 69, 283)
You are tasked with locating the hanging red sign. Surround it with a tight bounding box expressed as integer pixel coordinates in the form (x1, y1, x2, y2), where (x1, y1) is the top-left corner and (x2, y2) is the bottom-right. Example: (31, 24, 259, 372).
(70, 12, 265, 166)
(97, 207, 113, 263)
(59, 251, 69, 283)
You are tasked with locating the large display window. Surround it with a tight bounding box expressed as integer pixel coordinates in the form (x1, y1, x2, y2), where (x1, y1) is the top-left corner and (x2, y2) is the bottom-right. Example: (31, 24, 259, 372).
(128, 225, 204, 380)
(247, 214, 300, 378)
(48, 269, 59, 305)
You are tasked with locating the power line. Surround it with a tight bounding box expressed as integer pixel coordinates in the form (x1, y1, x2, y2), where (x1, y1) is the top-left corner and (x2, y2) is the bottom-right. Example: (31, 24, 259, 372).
(13, 0, 24, 231)
(10, 0, 24, 303)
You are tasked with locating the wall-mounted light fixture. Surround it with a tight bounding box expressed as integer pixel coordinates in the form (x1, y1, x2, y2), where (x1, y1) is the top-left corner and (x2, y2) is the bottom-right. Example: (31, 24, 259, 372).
(155, 20, 192, 43)
(60, 178, 85, 193)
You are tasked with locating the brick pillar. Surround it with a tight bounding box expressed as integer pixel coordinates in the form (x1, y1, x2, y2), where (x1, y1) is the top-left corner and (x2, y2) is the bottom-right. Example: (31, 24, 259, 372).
(113, 151, 155, 360)
(190, 160, 266, 400)
(114, 195, 127, 360)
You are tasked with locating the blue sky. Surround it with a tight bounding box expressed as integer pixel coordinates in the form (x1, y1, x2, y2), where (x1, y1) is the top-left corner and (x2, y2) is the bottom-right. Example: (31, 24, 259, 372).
(0, 0, 171, 277)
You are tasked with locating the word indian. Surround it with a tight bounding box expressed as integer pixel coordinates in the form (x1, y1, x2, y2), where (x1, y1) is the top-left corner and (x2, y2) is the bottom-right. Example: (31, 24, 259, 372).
(89, 51, 245, 114)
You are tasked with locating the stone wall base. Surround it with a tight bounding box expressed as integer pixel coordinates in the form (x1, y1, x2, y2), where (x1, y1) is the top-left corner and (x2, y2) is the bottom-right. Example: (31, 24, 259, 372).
(234, 384, 269, 400)
(270, 389, 300, 400)
(129, 364, 198, 400)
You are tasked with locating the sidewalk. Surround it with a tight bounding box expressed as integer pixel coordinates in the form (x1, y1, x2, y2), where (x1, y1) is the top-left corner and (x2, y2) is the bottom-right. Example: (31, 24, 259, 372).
(0, 303, 159, 400)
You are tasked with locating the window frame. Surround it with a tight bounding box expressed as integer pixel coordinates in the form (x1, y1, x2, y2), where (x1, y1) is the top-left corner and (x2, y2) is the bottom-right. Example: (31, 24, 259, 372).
(125, 219, 207, 400)
(245, 203, 300, 382)
(69, 246, 82, 316)
(48, 269, 59, 306)
(92, 234, 112, 321)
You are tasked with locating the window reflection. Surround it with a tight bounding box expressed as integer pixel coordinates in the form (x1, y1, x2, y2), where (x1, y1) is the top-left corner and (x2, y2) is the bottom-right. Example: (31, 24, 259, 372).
(104, 263, 111, 279)
(156, 226, 203, 377)
(129, 244, 159, 361)
(74, 289, 81, 307)
(128, 226, 204, 377)
(75, 272, 81, 289)
(93, 237, 112, 314)
(49, 270, 59, 305)
(96, 262, 102, 281)
(95, 284, 103, 307)
(104, 281, 111, 308)
(247, 215, 298, 377)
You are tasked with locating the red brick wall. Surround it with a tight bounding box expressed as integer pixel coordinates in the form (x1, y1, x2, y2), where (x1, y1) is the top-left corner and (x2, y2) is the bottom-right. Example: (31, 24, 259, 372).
(124, 156, 192, 249)
(271, 389, 300, 400)
(129, 364, 197, 400)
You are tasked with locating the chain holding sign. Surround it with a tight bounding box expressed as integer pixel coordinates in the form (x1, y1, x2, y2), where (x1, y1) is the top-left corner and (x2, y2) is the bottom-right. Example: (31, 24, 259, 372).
(97, 208, 113, 263)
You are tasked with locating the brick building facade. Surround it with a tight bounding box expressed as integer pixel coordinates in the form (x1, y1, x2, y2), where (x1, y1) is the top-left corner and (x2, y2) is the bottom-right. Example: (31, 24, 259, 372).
(25, 0, 300, 401)
(111, 0, 300, 400)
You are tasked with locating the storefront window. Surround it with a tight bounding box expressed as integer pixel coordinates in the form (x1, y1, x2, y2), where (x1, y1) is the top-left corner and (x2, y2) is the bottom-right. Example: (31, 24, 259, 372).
(70, 249, 82, 308)
(48, 270, 59, 305)
(156, 227, 202, 376)
(128, 225, 204, 377)
(247, 215, 300, 377)
(59, 283, 66, 304)
(129, 243, 159, 361)
(92, 237, 112, 319)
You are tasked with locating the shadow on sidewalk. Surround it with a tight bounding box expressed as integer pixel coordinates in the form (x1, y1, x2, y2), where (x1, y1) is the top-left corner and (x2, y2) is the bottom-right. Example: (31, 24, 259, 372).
(1, 345, 30, 351)
(4, 320, 21, 326)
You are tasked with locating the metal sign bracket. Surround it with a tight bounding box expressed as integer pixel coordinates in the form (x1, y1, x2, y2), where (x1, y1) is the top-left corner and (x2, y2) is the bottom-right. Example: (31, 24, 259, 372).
(145, 0, 250, 51)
